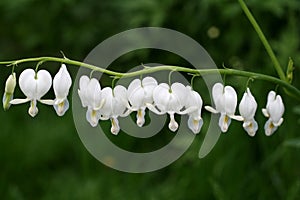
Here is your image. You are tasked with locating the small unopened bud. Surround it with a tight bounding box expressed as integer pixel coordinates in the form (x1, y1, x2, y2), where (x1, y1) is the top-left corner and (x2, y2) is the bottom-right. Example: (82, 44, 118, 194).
(3, 73, 16, 111)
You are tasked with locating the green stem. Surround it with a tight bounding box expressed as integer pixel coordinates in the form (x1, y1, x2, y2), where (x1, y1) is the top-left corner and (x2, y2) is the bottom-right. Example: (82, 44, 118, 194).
(0, 56, 300, 100)
(238, 0, 286, 81)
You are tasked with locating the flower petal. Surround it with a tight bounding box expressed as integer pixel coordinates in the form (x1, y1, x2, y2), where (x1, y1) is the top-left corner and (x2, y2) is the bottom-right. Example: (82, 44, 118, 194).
(239, 88, 257, 121)
(212, 83, 224, 111)
(53, 64, 72, 99)
(188, 115, 203, 134)
(218, 113, 231, 132)
(28, 100, 38, 117)
(243, 119, 258, 137)
(35, 70, 52, 99)
(54, 99, 69, 116)
(168, 113, 178, 132)
(110, 117, 120, 135)
(223, 85, 237, 115)
(264, 118, 278, 136)
(86, 108, 99, 127)
(10, 98, 30, 104)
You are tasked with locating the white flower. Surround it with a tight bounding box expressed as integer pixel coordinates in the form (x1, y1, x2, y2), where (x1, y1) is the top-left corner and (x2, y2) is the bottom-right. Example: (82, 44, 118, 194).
(99, 85, 130, 135)
(262, 91, 284, 136)
(127, 77, 157, 127)
(3, 72, 16, 111)
(10, 69, 52, 117)
(53, 64, 72, 116)
(147, 82, 193, 132)
(205, 83, 243, 132)
(78, 76, 103, 127)
(185, 86, 203, 134)
(239, 88, 258, 136)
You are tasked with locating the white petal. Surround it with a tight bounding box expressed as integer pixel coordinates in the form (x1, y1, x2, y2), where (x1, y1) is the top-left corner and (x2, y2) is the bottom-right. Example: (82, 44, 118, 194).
(99, 87, 114, 117)
(264, 118, 278, 136)
(35, 70, 52, 99)
(86, 78, 102, 109)
(218, 113, 231, 132)
(142, 77, 158, 88)
(188, 115, 203, 134)
(127, 79, 141, 98)
(10, 98, 30, 104)
(153, 83, 170, 113)
(239, 88, 257, 120)
(146, 103, 164, 115)
(170, 82, 187, 107)
(110, 117, 120, 135)
(262, 108, 269, 117)
(229, 114, 244, 121)
(223, 85, 237, 115)
(243, 119, 258, 137)
(53, 64, 72, 99)
(204, 105, 219, 114)
(28, 100, 38, 117)
(136, 108, 145, 127)
(53, 99, 69, 116)
(269, 95, 284, 124)
(273, 118, 283, 127)
(168, 113, 178, 132)
(78, 76, 90, 107)
(212, 83, 224, 111)
(39, 99, 54, 105)
(19, 69, 37, 99)
(128, 87, 144, 109)
(86, 108, 99, 127)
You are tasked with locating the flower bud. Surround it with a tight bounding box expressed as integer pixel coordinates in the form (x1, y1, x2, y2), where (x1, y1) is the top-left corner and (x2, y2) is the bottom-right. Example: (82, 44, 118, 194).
(3, 73, 16, 111)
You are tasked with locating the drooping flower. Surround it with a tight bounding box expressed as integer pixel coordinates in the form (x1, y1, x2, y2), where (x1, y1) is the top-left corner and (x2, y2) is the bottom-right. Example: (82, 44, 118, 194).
(147, 82, 194, 132)
(53, 64, 72, 116)
(10, 69, 52, 117)
(98, 85, 130, 135)
(185, 86, 203, 134)
(127, 77, 157, 127)
(262, 91, 284, 136)
(239, 88, 258, 136)
(205, 83, 243, 132)
(3, 72, 16, 111)
(78, 75, 103, 127)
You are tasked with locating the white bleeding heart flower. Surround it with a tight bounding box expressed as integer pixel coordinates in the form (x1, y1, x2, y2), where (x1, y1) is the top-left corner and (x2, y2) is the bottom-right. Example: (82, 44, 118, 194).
(10, 69, 52, 117)
(147, 82, 194, 132)
(239, 88, 258, 136)
(78, 76, 103, 127)
(205, 83, 243, 132)
(185, 86, 203, 134)
(262, 91, 284, 136)
(127, 77, 158, 127)
(3, 72, 16, 111)
(99, 85, 130, 135)
(53, 64, 72, 116)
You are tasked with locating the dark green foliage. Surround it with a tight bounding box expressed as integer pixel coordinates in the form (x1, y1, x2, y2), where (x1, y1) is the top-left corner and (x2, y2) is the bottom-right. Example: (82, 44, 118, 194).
(0, 0, 299, 199)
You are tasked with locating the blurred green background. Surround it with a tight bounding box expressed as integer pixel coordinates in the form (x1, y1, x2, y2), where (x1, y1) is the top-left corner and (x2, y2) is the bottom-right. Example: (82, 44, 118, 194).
(0, 0, 300, 199)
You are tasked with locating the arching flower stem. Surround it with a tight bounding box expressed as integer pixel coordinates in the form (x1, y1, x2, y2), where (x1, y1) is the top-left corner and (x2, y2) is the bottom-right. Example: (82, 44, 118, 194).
(0, 56, 300, 100)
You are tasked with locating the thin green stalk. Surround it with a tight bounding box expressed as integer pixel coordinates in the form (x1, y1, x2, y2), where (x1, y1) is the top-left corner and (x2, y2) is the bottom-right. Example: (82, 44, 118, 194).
(238, 0, 286, 81)
(1, 56, 299, 100)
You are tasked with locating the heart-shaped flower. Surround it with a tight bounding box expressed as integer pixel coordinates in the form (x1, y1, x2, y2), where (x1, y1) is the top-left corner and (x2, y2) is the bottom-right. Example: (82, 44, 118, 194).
(78, 76, 104, 127)
(127, 77, 157, 127)
(205, 83, 243, 132)
(99, 85, 130, 135)
(53, 64, 72, 116)
(239, 88, 258, 136)
(262, 91, 284, 136)
(10, 69, 52, 117)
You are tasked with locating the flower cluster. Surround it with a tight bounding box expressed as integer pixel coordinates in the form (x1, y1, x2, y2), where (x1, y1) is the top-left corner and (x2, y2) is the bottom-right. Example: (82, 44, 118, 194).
(3, 67, 285, 136)
(3, 64, 72, 117)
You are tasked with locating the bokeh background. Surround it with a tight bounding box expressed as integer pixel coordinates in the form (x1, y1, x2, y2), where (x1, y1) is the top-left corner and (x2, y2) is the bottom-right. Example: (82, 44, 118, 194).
(0, 0, 300, 199)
